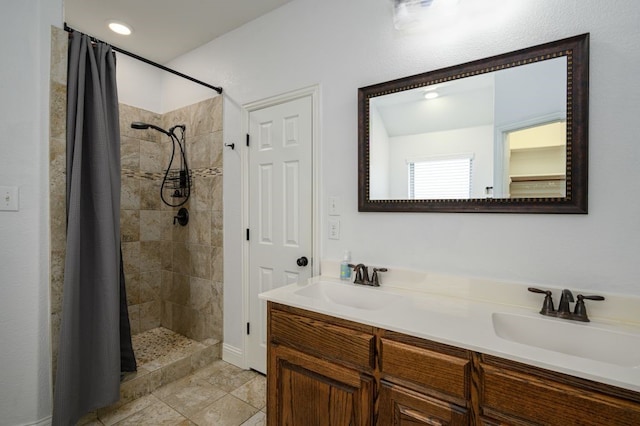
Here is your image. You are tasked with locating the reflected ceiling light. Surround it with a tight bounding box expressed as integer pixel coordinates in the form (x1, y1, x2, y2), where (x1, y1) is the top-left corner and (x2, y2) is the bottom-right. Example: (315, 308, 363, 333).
(108, 21, 133, 35)
(423, 85, 440, 99)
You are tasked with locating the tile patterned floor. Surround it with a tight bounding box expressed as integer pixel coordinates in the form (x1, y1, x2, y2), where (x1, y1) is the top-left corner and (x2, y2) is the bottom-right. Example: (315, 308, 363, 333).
(83, 360, 266, 425)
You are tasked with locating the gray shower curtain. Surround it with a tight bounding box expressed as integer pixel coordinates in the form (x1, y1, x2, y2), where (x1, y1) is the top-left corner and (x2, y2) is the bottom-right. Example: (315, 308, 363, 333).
(53, 32, 136, 425)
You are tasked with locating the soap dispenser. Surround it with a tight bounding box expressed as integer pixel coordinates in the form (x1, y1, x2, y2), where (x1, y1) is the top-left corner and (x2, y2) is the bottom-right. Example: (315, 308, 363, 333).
(340, 250, 351, 281)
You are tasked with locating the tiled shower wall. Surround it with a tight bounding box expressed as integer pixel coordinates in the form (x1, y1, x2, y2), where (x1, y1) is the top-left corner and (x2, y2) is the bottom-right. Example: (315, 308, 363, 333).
(50, 26, 223, 379)
(49, 26, 68, 379)
(119, 98, 224, 341)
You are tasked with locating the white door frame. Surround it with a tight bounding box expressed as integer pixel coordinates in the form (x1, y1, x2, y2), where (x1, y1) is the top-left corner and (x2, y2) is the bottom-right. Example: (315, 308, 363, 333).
(240, 85, 321, 369)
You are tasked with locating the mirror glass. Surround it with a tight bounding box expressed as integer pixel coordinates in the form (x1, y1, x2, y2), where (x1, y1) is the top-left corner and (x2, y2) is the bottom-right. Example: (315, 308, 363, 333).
(359, 34, 589, 213)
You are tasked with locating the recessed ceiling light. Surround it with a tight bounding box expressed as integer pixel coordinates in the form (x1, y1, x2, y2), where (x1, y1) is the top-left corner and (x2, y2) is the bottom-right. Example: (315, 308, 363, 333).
(424, 91, 439, 100)
(108, 21, 132, 36)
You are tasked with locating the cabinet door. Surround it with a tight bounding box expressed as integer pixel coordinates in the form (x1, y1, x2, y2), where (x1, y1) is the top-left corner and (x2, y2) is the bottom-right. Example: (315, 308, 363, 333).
(378, 381, 469, 426)
(268, 344, 374, 425)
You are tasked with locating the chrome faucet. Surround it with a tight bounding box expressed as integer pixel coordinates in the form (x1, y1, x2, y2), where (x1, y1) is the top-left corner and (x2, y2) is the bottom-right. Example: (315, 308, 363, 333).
(528, 287, 605, 322)
(349, 263, 388, 286)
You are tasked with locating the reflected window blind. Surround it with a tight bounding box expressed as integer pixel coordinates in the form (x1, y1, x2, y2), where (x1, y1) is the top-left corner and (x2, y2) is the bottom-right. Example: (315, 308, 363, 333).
(408, 156, 472, 199)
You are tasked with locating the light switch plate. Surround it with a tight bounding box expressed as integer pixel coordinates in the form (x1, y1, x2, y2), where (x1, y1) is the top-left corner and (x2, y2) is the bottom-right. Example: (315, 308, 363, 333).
(0, 186, 19, 211)
(328, 196, 340, 216)
(328, 219, 340, 240)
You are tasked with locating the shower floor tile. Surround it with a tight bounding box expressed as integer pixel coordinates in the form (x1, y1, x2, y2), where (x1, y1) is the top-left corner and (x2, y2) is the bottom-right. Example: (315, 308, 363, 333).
(132, 327, 205, 366)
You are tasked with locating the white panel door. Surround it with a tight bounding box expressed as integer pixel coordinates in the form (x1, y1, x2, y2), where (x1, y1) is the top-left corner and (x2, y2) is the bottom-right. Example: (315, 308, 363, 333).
(247, 95, 313, 373)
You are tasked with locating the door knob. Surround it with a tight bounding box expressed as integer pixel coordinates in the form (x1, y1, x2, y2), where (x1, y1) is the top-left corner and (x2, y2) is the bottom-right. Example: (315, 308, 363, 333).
(296, 256, 309, 267)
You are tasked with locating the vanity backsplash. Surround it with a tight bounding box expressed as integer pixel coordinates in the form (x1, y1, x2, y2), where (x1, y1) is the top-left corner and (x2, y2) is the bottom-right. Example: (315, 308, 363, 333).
(320, 260, 640, 326)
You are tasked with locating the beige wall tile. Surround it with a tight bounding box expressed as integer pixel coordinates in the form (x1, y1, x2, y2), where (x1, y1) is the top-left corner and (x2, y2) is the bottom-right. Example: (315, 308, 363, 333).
(140, 241, 163, 273)
(121, 209, 140, 242)
(140, 140, 165, 173)
(192, 176, 213, 212)
(189, 210, 211, 245)
(49, 82, 66, 140)
(124, 271, 140, 306)
(140, 210, 173, 241)
(189, 244, 212, 280)
(212, 175, 223, 207)
(140, 301, 161, 332)
(122, 242, 140, 274)
(121, 136, 140, 169)
(172, 242, 191, 275)
(211, 130, 223, 168)
(172, 214, 190, 242)
(211, 210, 223, 247)
(160, 357, 192, 388)
(50, 26, 68, 86)
(162, 272, 190, 305)
(140, 270, 162, 303)
(211, 247, 223, 283)
(121, 176, 141, 210)
(49, 249, 64, 315)
(140, 178, 161, 210)
(128, 305, 141, 335)
(119, 104, 161, 141)
(189, 277, 214, 312)
(188, 133, 213, 169)
(161, 301, 173, 330)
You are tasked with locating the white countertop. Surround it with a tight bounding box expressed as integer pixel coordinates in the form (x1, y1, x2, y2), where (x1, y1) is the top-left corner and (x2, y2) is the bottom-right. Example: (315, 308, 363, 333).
(259, 275, 640, 393)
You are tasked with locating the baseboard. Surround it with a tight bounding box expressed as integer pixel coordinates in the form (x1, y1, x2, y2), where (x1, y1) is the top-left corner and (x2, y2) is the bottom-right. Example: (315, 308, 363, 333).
(222, 343, 245, 368)
(18, 415, 52, 426)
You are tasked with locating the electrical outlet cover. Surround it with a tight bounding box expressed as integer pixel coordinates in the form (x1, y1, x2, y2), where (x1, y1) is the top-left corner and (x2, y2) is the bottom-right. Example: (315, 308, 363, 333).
(328, 219, 340, 240)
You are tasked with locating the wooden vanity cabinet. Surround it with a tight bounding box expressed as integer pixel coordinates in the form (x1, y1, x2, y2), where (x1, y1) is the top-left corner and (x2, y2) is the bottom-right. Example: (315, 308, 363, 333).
(269, 344, 374, 425)
(478, 355, 640, 426)
(267, 302, 640, 426)
(267, 303, 377, 425)
(378, 331, 472, 425)
(379, 381, 469, 425)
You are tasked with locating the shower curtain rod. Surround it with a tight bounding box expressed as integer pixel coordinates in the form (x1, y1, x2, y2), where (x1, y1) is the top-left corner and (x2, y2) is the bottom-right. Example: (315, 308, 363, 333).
(64, 23, 223, 94)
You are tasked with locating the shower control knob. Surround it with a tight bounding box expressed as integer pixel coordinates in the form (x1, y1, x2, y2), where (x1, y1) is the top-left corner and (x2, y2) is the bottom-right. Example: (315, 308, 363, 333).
(173, 207, 189, 226)
(296, 256, 309, 267)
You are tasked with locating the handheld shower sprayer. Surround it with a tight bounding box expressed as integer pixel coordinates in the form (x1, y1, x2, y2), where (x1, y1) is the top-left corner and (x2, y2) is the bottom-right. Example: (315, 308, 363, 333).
(130, 121, 191, 209)
(130, 121, 172, 136)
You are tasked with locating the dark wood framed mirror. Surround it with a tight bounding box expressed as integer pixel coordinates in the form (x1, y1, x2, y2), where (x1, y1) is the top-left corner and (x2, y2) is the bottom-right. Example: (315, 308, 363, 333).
(358, 34, 589, 213)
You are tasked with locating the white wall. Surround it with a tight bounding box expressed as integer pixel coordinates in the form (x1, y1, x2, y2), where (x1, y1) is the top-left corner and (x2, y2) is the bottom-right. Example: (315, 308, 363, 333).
(116, 0, 640, 363)
(494, 56, 567, 128)
(369, 105, 390, 199)
(0, 1, 62, 424)
(116, 55, 163, 113)
(388, 126, 493, 198)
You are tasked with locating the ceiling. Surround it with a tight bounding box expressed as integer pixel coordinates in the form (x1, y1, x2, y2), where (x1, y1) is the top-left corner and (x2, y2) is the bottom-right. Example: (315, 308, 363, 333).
(372, 73, 495, 137)
(64, 0, 295, 64)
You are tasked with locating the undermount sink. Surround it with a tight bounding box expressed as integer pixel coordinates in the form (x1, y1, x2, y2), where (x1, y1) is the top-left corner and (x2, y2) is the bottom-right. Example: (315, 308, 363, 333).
(492, 312, 640, 367)
(295, 280, 401, 311)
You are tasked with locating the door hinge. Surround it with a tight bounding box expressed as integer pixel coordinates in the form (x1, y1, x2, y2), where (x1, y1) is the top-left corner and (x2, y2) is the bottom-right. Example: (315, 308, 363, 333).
(246, 133, 250, 147)
(246, 228, 250, 241)
(246, 322, 250, 335)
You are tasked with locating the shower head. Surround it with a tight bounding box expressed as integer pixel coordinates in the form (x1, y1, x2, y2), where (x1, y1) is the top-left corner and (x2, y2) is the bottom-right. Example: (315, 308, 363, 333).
(130, 122, 171, 136)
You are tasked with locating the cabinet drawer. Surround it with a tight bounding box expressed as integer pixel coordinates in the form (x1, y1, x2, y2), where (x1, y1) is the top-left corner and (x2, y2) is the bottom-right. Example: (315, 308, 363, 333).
(380, 337, 471, 402)
(269, 307, 375, 371)
(481, 363, 640, 425)
(378, 380, 469, 426)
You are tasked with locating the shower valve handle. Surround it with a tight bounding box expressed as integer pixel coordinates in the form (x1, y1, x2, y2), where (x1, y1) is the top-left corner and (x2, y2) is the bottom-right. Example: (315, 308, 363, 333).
(173, 208, 189, 226)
